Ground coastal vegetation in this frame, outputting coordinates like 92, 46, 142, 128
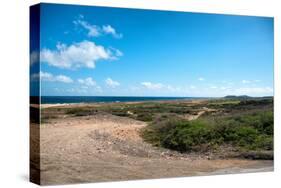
142, 111, 273, 157
41, 97, 273, 159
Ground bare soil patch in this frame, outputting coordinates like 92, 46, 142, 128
38, 112, 273, 185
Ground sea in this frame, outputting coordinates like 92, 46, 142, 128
40, 96, 205, 104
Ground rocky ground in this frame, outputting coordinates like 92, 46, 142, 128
36, 111, 273, 185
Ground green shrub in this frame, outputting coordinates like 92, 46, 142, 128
161, 120, 213, 152
141, 117, 181, 146
136, 113, 153, 122
141, 110, 273, 153
65, 108, 98, 116
234, 126, 259, 148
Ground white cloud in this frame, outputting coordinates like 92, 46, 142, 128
220, 86, 231, 90
74, 18, 122, 38
221, 81, 234, 85
110, 47, 123, 57
74, 19, 101, 37
77, 77, 103, 93
40, 41, 122, 69
39, 72, 52, 81
190, 85, 196, 89
139, 82, 183, 92
105, 78, 120, 88
242, 80, 261, 84
141, 82, 164, 90
166, 85, 174, 91
31, 71, 73, 83
166, 85, 182, 92
94, 85, 103, 93
198, 77, 205, 81
102, 25, 123, 38
210, 86, 217, 89
78, 77, 96, 86
55, 75, 73, 83
234, 87, 273, 95
242, 80, 251, 84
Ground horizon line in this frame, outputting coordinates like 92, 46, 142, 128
31, 95, 274, 98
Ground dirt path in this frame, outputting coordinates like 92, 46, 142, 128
183, 107, 217, 120
39, 113, 273, 185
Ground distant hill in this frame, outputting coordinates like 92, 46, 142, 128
223, 95, 273, 100
224, 95, 252, 99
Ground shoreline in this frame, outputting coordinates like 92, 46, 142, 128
39, 96, 213, 105
38, 95, 273, 108
40, 98, 211, 108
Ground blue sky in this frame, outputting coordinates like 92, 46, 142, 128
30, 3, 274, 97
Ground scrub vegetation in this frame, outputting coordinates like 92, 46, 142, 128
42, 97, 273, 159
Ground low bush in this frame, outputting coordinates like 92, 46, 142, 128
65, 108, 98, 116
161, 120, 214, 152
136, 113, 154, 122
141, 111, 273, 154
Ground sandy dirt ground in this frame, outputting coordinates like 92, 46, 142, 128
38, 112, 273, 185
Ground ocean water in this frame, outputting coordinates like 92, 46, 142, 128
41, 96, 203, 104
